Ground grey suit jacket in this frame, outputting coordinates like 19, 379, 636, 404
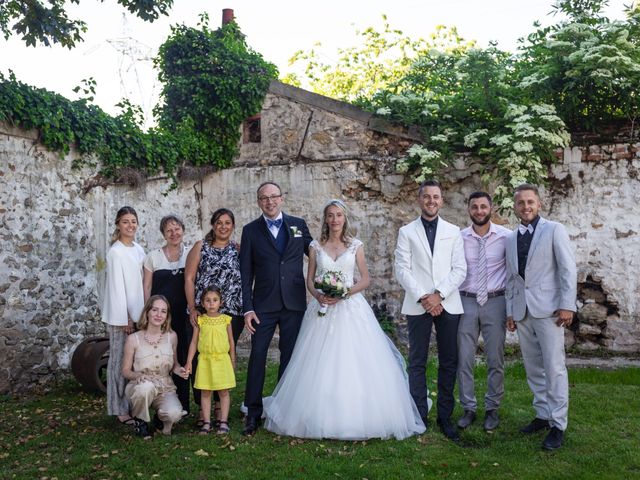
505, 217, 577, 321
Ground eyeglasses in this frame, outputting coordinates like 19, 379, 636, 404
258, 194, 282, 202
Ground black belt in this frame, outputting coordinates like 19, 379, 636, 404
460, 289, 505, 299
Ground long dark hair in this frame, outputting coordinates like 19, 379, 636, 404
204, 208, 235, 245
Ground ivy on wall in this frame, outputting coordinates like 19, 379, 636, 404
155, 18, 277, 169
0, 19, 277, 186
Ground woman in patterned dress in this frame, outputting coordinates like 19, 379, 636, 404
185, 208, 243, 426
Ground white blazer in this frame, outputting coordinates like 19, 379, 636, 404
394, 216, 467, 315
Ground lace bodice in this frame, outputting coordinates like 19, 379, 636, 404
311, 239, 363, 288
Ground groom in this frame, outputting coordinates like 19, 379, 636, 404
240, 181, 312, 436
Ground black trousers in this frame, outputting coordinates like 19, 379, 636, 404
171, 311, 195, 414
244, 308, 303, 420
407, 309, 460, 421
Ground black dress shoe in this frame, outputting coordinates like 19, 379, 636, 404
242, 417, 261, 436
133, 418, 153, 439
542, 427, 564, 450
519, 417, 550, 434
437, 418, 461, 442
457, 410, 476, 429
483, 410, 500, 431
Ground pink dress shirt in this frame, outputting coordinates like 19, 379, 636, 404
459, 222, 510, 294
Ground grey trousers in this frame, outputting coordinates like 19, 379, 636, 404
106, 325, 130, 416
457, 295, 506, 412
517, 313, 569, 430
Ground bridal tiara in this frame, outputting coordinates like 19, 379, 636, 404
324, 199, 347, 211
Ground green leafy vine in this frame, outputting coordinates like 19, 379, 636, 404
0, 19, 277, 188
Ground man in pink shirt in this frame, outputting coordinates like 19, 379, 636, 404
457, 192, 510, 431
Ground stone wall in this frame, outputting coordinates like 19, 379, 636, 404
1, 84, 639, 393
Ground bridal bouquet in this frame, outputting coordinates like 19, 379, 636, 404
314, 270, 350, 316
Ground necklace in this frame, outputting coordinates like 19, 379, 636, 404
163, 244, 182, 263
143, 332, 163, 346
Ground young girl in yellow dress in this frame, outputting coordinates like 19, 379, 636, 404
186, 286, 236, 434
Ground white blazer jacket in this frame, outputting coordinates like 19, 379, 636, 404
394, 216, 467, 315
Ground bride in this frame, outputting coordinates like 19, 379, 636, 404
263, 199, 425, 440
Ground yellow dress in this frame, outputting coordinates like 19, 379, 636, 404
194, 314, 236, 390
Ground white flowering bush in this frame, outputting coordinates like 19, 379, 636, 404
288, 1, 638, 210
371, 1, 638, 210
518, 0, 640, 131
374, 47, 571, 210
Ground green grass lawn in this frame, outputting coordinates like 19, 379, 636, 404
1, 361, 639, 480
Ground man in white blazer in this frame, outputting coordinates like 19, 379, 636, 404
395, 180, 467, 442
506, 184, 576, 451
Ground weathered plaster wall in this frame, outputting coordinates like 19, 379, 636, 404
1, 87, 639, 393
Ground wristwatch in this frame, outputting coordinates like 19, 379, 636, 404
434, 290, 445, 300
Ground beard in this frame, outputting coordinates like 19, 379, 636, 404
471, 213, 491, 226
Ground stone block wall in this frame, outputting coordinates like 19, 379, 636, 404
1, 87, 639, 393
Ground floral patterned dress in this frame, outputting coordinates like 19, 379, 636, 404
194, 241, 242, 316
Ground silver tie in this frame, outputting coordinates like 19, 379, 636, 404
477, 237, 488, 306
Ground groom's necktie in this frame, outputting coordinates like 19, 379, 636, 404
476, 236, 488, 306
267, 218, 283, 229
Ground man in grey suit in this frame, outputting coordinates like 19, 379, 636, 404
505, 184, 576, 450
457, 192, 510, 432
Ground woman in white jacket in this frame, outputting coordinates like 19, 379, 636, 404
102, 206, 145, 426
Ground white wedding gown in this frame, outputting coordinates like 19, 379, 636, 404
263, 239, 426, 440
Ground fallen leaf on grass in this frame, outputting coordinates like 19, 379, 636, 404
470, 462, 479, 467
194, 449, 209, 457
493, 463, 500, 467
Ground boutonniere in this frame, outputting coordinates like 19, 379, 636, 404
290, 226, 303, 238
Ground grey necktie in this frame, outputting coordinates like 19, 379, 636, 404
477, 237, 488, 306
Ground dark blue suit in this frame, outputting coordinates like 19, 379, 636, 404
240, 213, 312, 419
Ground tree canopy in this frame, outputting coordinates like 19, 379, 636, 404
283, 16, 474, 108
0, 0, 174, 48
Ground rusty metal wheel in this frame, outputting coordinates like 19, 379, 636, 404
71, 336, 110, 394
